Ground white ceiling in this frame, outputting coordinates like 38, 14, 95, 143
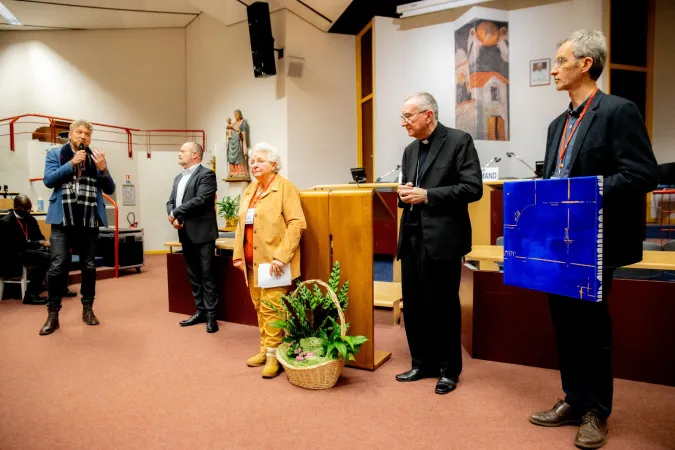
0, 0, 353, 32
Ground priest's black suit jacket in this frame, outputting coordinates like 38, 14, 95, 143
397, 123, 483, 260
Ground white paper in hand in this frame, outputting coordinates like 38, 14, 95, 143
257, 263, 292, 288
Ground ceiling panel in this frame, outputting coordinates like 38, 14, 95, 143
294, 0, 351, 21
3, 0, 197, 29
8, 0, 200, 14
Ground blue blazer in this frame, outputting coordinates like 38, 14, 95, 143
43, 147, 116, 227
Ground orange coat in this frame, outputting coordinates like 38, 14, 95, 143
233, 175, 306, 287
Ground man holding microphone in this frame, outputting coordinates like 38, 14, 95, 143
40, 120, 115, 336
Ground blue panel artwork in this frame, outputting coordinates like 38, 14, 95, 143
503, 176, 603, 302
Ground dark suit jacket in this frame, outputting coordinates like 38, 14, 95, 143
543, 90, 658, 267
0, 210, 45, 277
397, 123, 483, 260
166, 164, 218, 245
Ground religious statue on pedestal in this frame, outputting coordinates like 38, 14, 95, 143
225, 109, 250, 181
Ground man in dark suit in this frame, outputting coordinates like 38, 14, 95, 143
167, 142, 219, 333
529, 31, 658, 449
395, 92, 483, 395
0, 195, 49, 305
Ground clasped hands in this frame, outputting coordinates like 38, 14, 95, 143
232, 258, 285, 277
168, 214, 183, 230
398, 182, 427, 205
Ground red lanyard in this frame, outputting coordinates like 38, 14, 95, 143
558, 87, 598, 168
16, 217, 28, 241
251, 175, 276, 206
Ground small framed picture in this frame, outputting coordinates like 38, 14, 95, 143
122, 184, 136, 206
530, 58, 551, 86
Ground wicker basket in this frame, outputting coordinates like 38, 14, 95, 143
275, 279, 347, 390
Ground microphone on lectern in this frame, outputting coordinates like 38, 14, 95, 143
506, 152, 537, 175
483, 157, 501, 168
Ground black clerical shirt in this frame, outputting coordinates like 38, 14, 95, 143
403, 125, 438, 229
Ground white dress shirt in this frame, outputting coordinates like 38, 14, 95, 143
176, 164, 200, 207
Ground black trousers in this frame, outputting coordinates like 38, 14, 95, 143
400, 230, 463, 378
548, 268, 616, 419
20, 249, 50, 296
181, 240, 218, 316
48, 225, 98, 308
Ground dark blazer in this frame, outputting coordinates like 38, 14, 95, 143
166, 164, 218, 245
0, 211, 45, 277
397, 123, 483, 260
543, 90, 658, 267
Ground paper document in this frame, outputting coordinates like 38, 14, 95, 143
257, 263, 292, 288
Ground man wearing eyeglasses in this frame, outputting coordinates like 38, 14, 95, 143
395, 92, 483, 395
528, 31, 658, 449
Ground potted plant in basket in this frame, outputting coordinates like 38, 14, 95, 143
217, 195, 240, 229
264, 261, 368, 390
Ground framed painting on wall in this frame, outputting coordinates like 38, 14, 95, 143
530, 58, 551, 86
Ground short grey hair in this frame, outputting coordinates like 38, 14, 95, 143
70, 119, 93, 133
184, 142, 204, 160
404, 92, 439, 121
558, 30, 607, 81
249, 142, 282, 172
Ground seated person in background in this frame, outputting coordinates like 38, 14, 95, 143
0, 195, 49, 305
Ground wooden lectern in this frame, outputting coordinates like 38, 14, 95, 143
300, 184, 396, 370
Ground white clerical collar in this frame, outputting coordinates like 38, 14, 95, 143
421, 139, 429, 144
13, 210, 24, 219
182, 164, 199, 175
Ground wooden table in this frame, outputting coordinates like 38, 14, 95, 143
164, 238, 235, 252
465, 245, 675, 271
163, 239, 256, 326
459, 246, 675, 387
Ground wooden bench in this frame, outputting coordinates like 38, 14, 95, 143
374, 281, 402, 325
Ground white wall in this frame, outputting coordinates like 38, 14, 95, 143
285, 12, 356, 189
508, 0, 604, 178
186, 11, 288, 206
0, 28, 187, 251
373, 16, 456, 181
186, 10, 356, 197
653, 0, 675, 164
373, 0, 604, 179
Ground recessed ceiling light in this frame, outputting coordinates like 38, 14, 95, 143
0, 1, 22, 26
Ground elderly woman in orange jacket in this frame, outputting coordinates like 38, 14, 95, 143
232, 142, 306, 378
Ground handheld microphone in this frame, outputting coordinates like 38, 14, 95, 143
79, 143, 92, 155
506, 152, 537, 175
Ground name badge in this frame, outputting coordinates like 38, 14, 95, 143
245, 208, 255, 225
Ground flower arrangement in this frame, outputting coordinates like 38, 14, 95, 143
264, 261, 368, 369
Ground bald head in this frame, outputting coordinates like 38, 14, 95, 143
13, 194, 32, 216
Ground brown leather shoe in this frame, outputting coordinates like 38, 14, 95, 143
530, 399, 584, 427
82, 304, 100, 326
574, 411, 608, 449
39, 307, 60, 335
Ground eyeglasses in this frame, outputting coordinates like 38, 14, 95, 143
400, 110, 429, 123
553, 57, 578, 68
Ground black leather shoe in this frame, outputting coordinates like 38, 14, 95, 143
63, 288, 78, 297
435, 376, 458, 395
395, 368, 434, 382
206, 316, 219, 333
23, 293, 47, 305
180, 312, 206, 327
